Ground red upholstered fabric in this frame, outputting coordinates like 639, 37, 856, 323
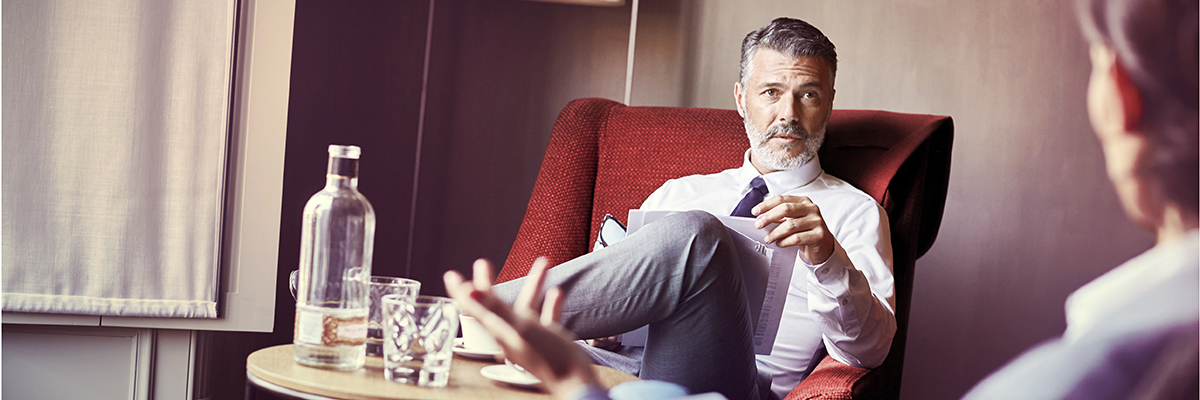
495, 99, 617, 282
591, 106, 748, 250
499, 98, 954, 399
783, 356, 871, 400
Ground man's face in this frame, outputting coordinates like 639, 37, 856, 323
735, 49, 835, 174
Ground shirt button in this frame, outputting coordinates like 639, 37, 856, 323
821, 267, 830, 274
841, 299, 849, 305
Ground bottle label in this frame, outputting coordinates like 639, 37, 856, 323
327, 157, 359, 178
295, 308, 368, 346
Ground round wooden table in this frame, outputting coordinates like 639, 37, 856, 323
246, 344, 639, 400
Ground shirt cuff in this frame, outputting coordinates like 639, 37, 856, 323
804, 240, 852, 285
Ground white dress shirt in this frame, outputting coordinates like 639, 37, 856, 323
1062, 230, 1199, 343
964, 231, 1199, 399
640, 152, 897, 399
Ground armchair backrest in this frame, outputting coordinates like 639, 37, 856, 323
499, 97, 953, 397
500, 97, 952, 278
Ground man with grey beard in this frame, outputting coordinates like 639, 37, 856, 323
487, 17, 895, 400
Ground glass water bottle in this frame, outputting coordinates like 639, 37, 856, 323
293, 144, 376, 370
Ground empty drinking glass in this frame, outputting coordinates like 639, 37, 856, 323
367, 277, 420, 357
383, 295, 459, 388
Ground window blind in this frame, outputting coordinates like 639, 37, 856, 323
2, 0, 237, 318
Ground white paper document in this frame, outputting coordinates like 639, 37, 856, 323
622, 210, 796, 355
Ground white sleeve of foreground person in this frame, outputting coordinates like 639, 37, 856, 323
567, 382, 729, 400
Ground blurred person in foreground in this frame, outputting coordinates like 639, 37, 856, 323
445, 258, 724, 399
964, 0, 1198, 398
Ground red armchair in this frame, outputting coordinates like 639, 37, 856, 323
498, 97, 953, 399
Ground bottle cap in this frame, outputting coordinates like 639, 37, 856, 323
328, 145, 362, 160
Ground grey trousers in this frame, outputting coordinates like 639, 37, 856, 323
494, 211, 766, 400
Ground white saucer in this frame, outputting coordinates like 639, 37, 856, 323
480, 364, 542, 388
452, 338, 503, 359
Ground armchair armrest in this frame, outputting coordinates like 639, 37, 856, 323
783, 355, 872, 400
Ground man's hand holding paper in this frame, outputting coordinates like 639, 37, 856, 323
751, 195, 836, 264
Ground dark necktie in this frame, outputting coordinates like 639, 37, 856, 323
731, 176, 768, 217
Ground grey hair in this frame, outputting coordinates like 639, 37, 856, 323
738, 17, 838, 87
1078, 0, 1199, 213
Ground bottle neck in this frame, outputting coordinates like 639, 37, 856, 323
326, 157, 359, 189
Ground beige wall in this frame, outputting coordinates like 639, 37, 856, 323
420, 0, 1157, 398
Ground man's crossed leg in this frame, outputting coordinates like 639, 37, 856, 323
493, 211, 767, 400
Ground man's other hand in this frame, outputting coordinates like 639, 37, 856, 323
587, 336, 622, 352
751, 195, 836, 264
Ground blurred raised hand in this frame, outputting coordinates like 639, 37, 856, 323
444, 258, 600, 399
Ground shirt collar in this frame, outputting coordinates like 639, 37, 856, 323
736, 149, 824, 195
1063, 229, 1200, 342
